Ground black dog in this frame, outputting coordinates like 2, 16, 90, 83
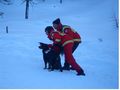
38, 42, 62, 72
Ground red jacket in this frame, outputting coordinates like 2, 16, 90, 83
48, 31, 74, 47
61, 25, 81, 42
56, 24, 81, 43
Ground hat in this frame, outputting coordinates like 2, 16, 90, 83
52, 18, 61, 24
45, 26, 54, 34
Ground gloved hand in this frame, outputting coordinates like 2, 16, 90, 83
79, 41, 82, 43
51, 44, 63, 54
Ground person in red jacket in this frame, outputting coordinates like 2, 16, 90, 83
45, 26, 85, 76
52, 18, 81, 70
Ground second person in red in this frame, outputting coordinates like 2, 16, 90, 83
52, 18, 81, 70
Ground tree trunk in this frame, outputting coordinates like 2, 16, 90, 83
25, 0, 29, 19
60, 0, 62, 4
6, 26, 8, 33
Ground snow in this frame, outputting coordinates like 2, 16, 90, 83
0, 0, 118, 89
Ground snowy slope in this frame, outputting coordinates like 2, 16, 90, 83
0, 0, 118, 89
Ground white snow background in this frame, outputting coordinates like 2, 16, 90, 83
0, 0, 118, 89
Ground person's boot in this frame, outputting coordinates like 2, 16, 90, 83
60, 68, 63, 72
70, 67, 75, 70
62, 62, 70, 70
76, 69, 85, 76
62, 66, 70, 70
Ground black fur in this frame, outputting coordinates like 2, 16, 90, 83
38, 42, 62, 72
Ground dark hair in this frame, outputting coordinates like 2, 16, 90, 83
45, 26, 54, 34
52, 18, 61, 24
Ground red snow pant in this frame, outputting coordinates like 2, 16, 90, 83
63, 43, 82, 73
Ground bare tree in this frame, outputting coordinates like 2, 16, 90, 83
60, 0, 62, 4
0, 0, 12, 18
114, 15, 118, 28
0, 0, 12, 5
23, 0, 41, 19
25, 0, 29, 19
0, 12, 4, 18
112, 12, 119, 29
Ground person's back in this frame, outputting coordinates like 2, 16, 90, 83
62, 25, 81, 42
53, 31, 74, 47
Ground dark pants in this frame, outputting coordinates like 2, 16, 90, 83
63, 42, 80, 69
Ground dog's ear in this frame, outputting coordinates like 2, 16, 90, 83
38, 42, 49, 50
40, 43, 47, 46
40, 42, 43, 45
38, 45, 42, 49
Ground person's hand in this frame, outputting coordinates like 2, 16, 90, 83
80, 41, 82, 43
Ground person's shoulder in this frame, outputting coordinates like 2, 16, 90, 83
63, 25, 71, 29
63, 25, 70, 27
52, 31, 60, 35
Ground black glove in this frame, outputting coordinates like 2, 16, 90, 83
79, 41, 82, 43
52, 43, 64, 55
53, 43, 61, 48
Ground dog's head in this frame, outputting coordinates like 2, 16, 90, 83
38, 42, 49, 51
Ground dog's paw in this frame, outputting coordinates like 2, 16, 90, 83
60, 68, 63, 72
44, 67, 47, 69
60, 69, 63, 72
48, 68, 54, 72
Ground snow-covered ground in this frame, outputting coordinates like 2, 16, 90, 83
0, 0, 118, 89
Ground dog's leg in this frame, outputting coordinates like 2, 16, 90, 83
44, 61, 47, 69
43, 50, 48, 69
57, 56, 63, 72
48, 58, 55, 71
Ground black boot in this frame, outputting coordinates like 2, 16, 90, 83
62, 62, 70, 70
77, 69, 85, 76
60, 68, 63, 72
62, 66, 70, 70
70, 67, 75, 70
